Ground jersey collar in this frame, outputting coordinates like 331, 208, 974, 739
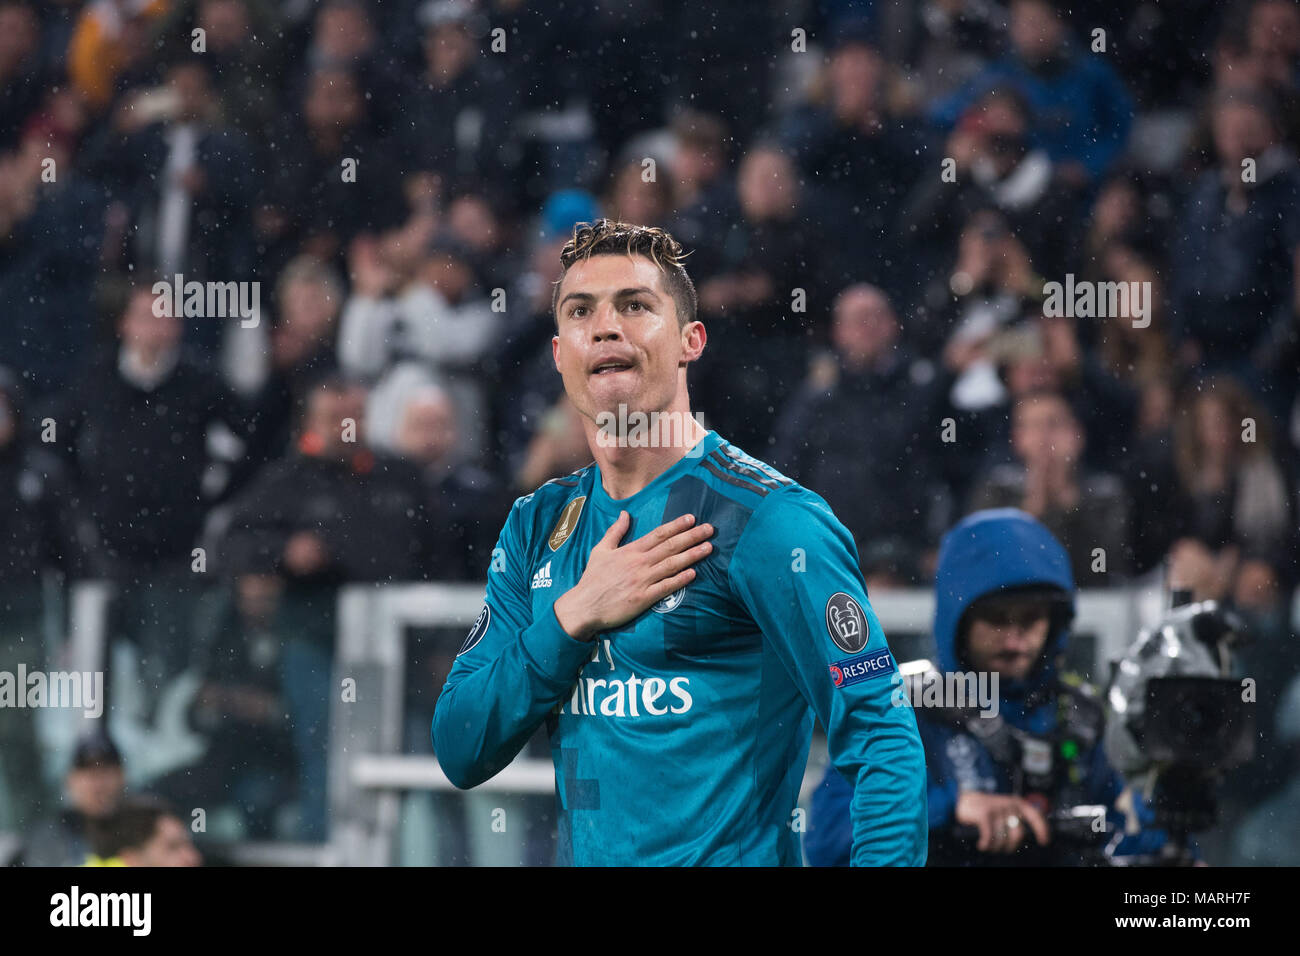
589, 429, 724, 511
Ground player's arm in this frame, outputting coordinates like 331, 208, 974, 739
432, 497, 592, 789
432, 504, 713, 789
730, 486, 928, 866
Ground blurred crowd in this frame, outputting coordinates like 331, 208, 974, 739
2, 0, 1299, 858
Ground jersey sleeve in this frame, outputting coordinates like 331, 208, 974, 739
432, 496, 594, 789
729, 485, 928, 866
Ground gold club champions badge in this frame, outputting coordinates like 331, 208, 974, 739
548, 496, 587, 551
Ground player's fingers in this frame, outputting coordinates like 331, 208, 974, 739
650, 540, 713, 580
647, 567, 696, 604
646, 522, 714, 563
635, 513, 696, 550
594, 511, 631, 551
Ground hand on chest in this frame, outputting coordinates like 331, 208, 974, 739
533, 495, 758, 670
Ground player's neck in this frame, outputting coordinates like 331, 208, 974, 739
585, 409, 708, 501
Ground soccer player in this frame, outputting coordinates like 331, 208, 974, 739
432, 219, 926, 865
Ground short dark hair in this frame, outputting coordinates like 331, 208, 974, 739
71, 733, 122, 770
297, 374, 365, 425
88, 796, 176, 859
552, 219, 698, 328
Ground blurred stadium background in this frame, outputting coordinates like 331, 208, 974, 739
1, 0, 1299, 865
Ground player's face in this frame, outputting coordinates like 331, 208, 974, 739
552, 254, 700, 423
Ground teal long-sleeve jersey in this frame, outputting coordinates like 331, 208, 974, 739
432, 430, 927, 865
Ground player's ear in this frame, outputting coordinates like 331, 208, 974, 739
680, 320, 706, 364
552, 334, 561, 371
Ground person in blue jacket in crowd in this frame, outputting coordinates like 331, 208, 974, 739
805, 508, 1169, 866
927, 0, 1133, 185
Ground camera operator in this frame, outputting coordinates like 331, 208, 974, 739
806, 508, 1169, 866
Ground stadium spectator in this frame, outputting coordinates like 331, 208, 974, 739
680, 144, 843, 450
153, 581, 295, 840
1165, 377, 1295, 588
1185, 14, 1288, 171
901, 85, 1085, 281
47, 286, 253, 574
513, 396, 593, 494
155, 0, 283, 136
242, 255, 344, 468
1085, 241, 1172, 388
481, 0, 602, 211
1075, 173, 1160, 280
0, 0, 49, 150
1119, 379, 1188, 576
0, 118, 104, 397
87, 54, 257, 358
967, 390, 1131, 585
1169, 87, 1300, 404
778, 26, 927, 296
300, 0, 405, 137
772, 284, 941, 577
602, 155, 675, 230
443, 181, 519, 297
400, 0, 517, 185
254, 64, 405, 270
67, 0, 170, 113
220, 377, 435, 838
886, 0, 1006, 104
922, 208, 1043, 376
1033, 303, 1139, 470
669, 0, 776, 148
1245, 0, 1300, 151
0, 365, 106, 593
582, 0, 671, 155
338, 229, 500, 463
221, 376, 436, 586
41, 287, 256, 704
929, 0, 1134, 184
667, 110, 730, 213
19, 735, 126, 866
393, 385, 508, 580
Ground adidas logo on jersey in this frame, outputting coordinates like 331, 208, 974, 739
531, 561, 553, 590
